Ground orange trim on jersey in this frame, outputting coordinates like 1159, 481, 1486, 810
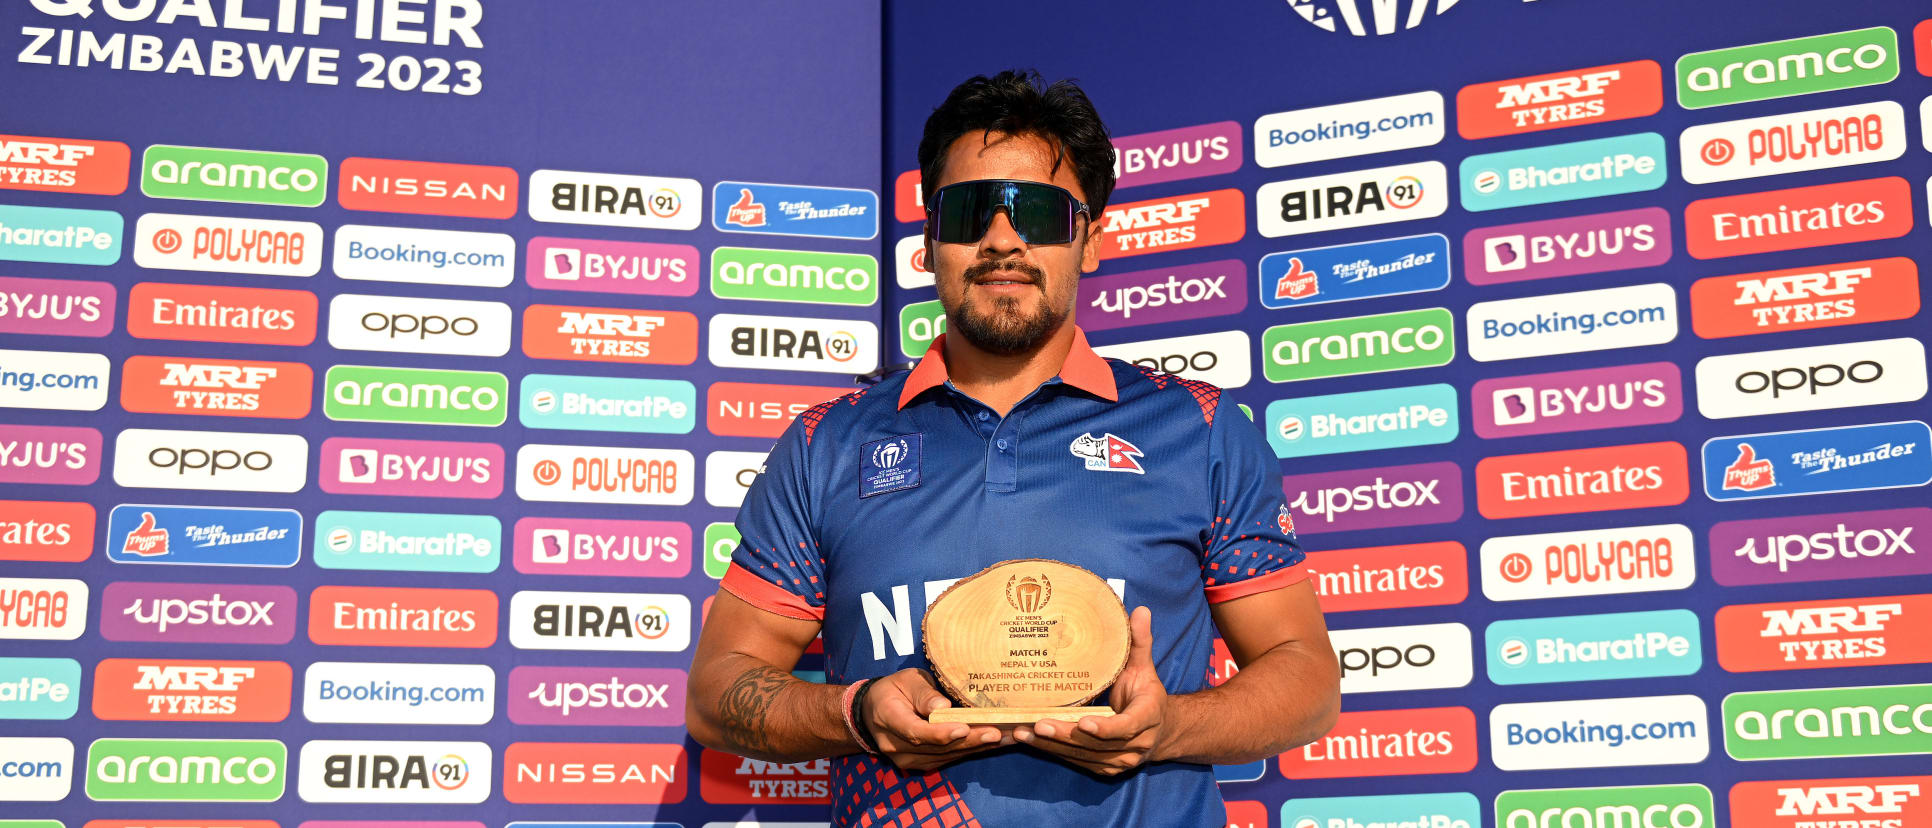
897, 329, 1119, 409
721, 563, 824, 621
1204, 565, 1308, 604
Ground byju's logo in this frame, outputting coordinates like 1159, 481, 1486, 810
1677, 26, 1900, 109
309, 585, 498, 649
0, 274, 114, 338
1265, 383, 1458, 459
1258, 161, 1447, 238
529, 169, 701, 230
1716, 593, 1932, 673
0, 424, 100, 486
507, 665, 685, 727
514, 516, 689, 579
1330, 622, 1473, 694
0, 204, 122, 266
1463, 207, 1671, 286
711, 182, 878, 240
1487, 609, 1701, 685
1704, 421, 1932, 501
522, 374, 695, 434
1460, 132, 1666, 212
313, 510, 500, 575
1480, 523, 1696, 602
509, 590, 691, 652
1690, 257, 1920, 339
1695, 338, 1926, 419
1458, 60, 1664, 139
1259, 233, 1450, 309
319, 437, 503, 499
296, 739, 491, 803
1680, 100, 1905, 185
1709, 507, 1932, 587
1282, 461, 1463, 534
1079, 259, 1247, 331
1285, 793, 1481, 828
105, 504, 301, 567
527, 236, 698, 296
1114, 120, 1242, 187
1467, 283, 1677, 362
303, 661, 495, 725
1491, 694, 1709, 770
101, 581, 295, 645
141, 144, 327, 207
1262, 307, 1454, 383
1473, 362, 1682, 439
1281, 0, 1463, 37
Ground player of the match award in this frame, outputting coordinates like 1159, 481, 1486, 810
923, 559, 1131, 725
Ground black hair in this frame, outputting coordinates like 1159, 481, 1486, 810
917, 69, 1117, 219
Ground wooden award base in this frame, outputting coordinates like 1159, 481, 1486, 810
930, 705, 1115, 726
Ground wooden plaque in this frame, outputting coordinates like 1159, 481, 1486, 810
923, 559, 1130, 725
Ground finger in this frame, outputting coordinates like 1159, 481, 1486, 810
874, 697, 970, 747
1015, 729, 1145, 768
913, 682, 953, 717
1128, 605, 1153, 666
1080, 694, 1160, 741
1032, 717, 1150, 751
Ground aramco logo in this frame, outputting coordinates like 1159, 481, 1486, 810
1285, 0, 1462, 36
1006, 573, 1054, 614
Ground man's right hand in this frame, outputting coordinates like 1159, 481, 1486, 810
860, 668, 1009, 772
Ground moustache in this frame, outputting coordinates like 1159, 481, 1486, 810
963, 259, 1047, 284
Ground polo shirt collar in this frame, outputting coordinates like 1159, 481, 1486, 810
897, 327, 1118, 409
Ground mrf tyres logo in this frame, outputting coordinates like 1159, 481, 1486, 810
522, 304, 700, 366
509, 590, 690, 653
1258, 160, 1447, 238
1262, 307, 1454, 383
1677, 26, 1900, 109
1282, 460, 1462, 534
1710, 507, 1932, 587
91, 657, 292, 722
1098, 188, 1245, 259
1730, 774, 1932, 828
1716, 593, 1932, 673
1458, 60, 1664, 139
1725, 683, 1932, 760
0, 133, 129, 195
1690, 256, 1919, 339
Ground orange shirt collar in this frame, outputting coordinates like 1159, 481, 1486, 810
897, 328, 1118, 409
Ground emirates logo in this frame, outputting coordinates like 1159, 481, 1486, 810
1005, 573, 1053, 614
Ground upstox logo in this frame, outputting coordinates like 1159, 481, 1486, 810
86, 737, 285, 801
710, 247, 879, 306
1460, 132, 1666, 212
1488, 609, 1701, 685
1495, 784, 1714, 828
1264, 384, 1458, 458
141, 145, 327, 207
324, 365, 508, 427
1262, 307, 1455, 383
1725, 683, 1932, 760
1677, 27, 1899, 109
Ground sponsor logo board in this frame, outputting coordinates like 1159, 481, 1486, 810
334, 224, 514, 287
105, 504, 300, 567
522, 374, 695, 434
120, 356, 312, 419
1258, 161, 1447, 238
1690, 256, 1919, 338
1093, 329, 1251, 389
1254, 91, 1445, 167
308, 585, 498, 649
112, 429, 304, 493
1473, 361, 1681, 439
1696, 338, 1926, 419
1463, 207, 1671, 285
1458, 60, 1663, 139
86, 738, 285, 801
0, 348, 108, 411
91, 658, 291, 722
711, 182, 877, 240
894, 168, 923, 222
1467, 283, 1677, 362
710, 247, 878, 306
528, 236, 699, 296
0, 275, 114, 337
502, 742, 684, 804
1283, 793, 1481, 828
507, 665, 685, 727
1263, 307, 1456, 383
515, 445, 693, 506
337, 157, 517, 219
313, 511, 500, 574
129, 282, 316, 346
698, 750, 827, 804
509, 590, 690, 652
1279, 707, 1477, 779
329, 294, 510, 357
1304, 542, 1467, 613
0, 424, 100, 486
1703, 420, 1932, 501
1729, 774, 1932, 828
0, 133, 129, 195
142, 145, 326, 207
513, 517, 689, 579
524, 303, 700, 366
707, 313, 878, 374
1079, 259, 1246, 331
1716, 593, 1932, 673
1282, 461, 1463, 534
134, 212, 319, 277
324, 365, 509, 427
894, 234, 931, 290
296, 740, 490, 803
1481, 523, 1696, 601
705, 450, 767, 508
1114, 120, 1242, 187
100, 581, 295, 644
1725, 683, 1932, 760
0, 204, 121, 266
0, 736, 73, 801
703, 523, 739, 580
706, 382, 842, 439
1681, 100, 1905, 184
1477, 441, 1689, 519
1264, 383, 1458, 458
528, 169, 701, 230
1495, 785, 1713, 828
1100, 188, 1245, 258
1492, 694, 1709, 770
1330, 622, 1473, 694
1488, 609, 1701, 685
0, 657, 80, 720
303, 662, 494, 725
1684, 176, 1913, 259
1710, 507, 1932, 586
0, 500, 92, 563
1259, 233, 1450, 309
318, 436, 503, 499
1677, 26, 1900, 109
0, 578, 87, 640
898, 298, 944, 359
1460, 133, 1666, 212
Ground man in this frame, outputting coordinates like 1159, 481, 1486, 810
688, 70, 1339, 826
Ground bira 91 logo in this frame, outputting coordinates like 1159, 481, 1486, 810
1487, 609, 1701, 686
1262, 307, 1456, 383
526, 236, 699, 296
1460, 132, 1666, 212
1285, 792, 1482, 828
90, 657, 291, 722
707, 313, 880, 374
297, 740, 491, 804
105, 504, 302, 567
329, 293, 511, 357
1329, 622, 1473, 695
1677, 26, 1900, 109
1259, 233, 1450, 310
1710, 507, 1932, 587
0, 204, 121, 266
120, 356, 312, 419
699, 749, 827, 804
528, 169, 701, 230
1463, 207, 1672, 286
509, 590, 690, 653
1078, 259, 1247, 331
0, 133, 129, 195
1695, 338, 1927, 419
513, 517, 688, 578
1099, 188, 1245, 258
112, 429, 307, 493
1480, 523, 1696, 602
324, 365, 509, 428
127, 282, 317, 346
338, 157, 518, 219
1703, 420, 1932, 501
1278, 706, 1476, 779
87, 737, 286, 802
1724, 683, 1932, 761
335, 224, 516, 288
1684, 176, 1913, 259
0, 275, 114, 337
710, 247, 880, 306
711, 181, 878, 240
515, 445, 693, 506
1478, 441, 1688, 520
303, 661, 495, 726
308, 585, 498, 649
1458, 60, 1663, 139
523, 374, 695, 435
1730, 774, 1932, 828
0, 500, 93, 562
1281, 460, 1463, 534
133, 212, 320, 278
1680, 100, 1905, 185
523, 303, 700, 366
1258, 161, 1447, 238
1495, 784, 1714, 828
1473, 362, 1682, 440
141, 144, 327, 207
313, 510, 500, 575
1264, 383, 1458, 459
319, 437, 502, 499
502, 742, 684, 804
1253, 91, 1445, 168
1115, 120, 1243, 187
100, 581, 295, 645
0, 423, 99, 486
1491, 694, 1709, 771
705, 381, 843, 439
507, 665, 685, 727
1303, 541, 1468, 613
1716, 593, 1932, 673
0, 577, 87, 640
0, 656, 80, 720
1690, 256, 1919, 339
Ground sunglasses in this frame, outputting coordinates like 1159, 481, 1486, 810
928, 179, 1092, 245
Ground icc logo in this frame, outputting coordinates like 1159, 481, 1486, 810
1285, 0, 1462, 36
1006, 573, 1054, 614
872, 438, 908, 469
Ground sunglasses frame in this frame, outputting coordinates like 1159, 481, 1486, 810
926, 178, 1093, 245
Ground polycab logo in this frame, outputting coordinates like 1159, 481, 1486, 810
1078, 259, 1247, 332
503, 742, 685, 804
710, 181, 878, 240
528, 236, 699, 296
1722, 682, 1932, 760
1330, 622, 1473, 694
895, 234, 932, 289
1677, 26, 1900, 109
91, 658, 292, 722
1467, 283, 1677, 362
706, 381, 843, 439
100, 581, 295, 645
86, 737, 286, 802
1262, 307, 1455, 383
1680, 100, 1905, 184
1282, 461, 1463, 534
127, 282, 316, 346
699, 749, 828, 804
308, 585, 498, 649
312, 510, 500, 575
0, 736, 73, 801
1491, 694, 1710, 770
142, 144, 327, 207
111, 429, 306, 493
338, 157, 518, 219
509, 590, 691, 653
1486, 609, 1701, 685
302, 661, 495, 725
1279, 706, 1477, 779
0, 656, 80, 720
0, 424, 99, 486
528, 169, 702, 230
0, 204, 122, 266
319, 437, 503, 500
1304, 542, 1467, 613
133, 213, 320, 277
523, 303, 700, 366
0, 275, 115, 337
711, 247, 880, 306
297, 739, 491, 803
1703, 421, 1932, 502
0, 500, 93, 563
1716, 593, 1932, 673
1460, 133, 1666, 212
1463, 207, 1671, 286
104, 504, 302, 568
1479, 523, 1696, 602
1258, 161, 1447, 238
705, 450, 767, 508
1690, 256, 1919, 339
1284, 793, 1481, 828
335, 224, 516, 288
1099, 188, 1245, 259
0, 133, 129, 195
1685, 176, 1913, 259
1254, 91, 1445, 167
1264, 383, 1459, 459
1458, 60, 1663, 139
1473, 362, 1682, 439
522, 374, 697, 435
1496, 784, 1714, 828
1730, 774, 1932, 828
513, 517, 689, 579
708, 313, 880, 374
120, 356, 313, 419
1092, 329, 1252, 389
0, 347, 109, 411
328, 294, 511, 357
1477, 441, 1688, 520
507, 665, 685, 727
0, 577, 88, 640
1114, 120, 1242, 187
515, 445, 694, 506
1259, 233, 1451, 310
1696, 338, 1927, 419
1710, 507, 1932, 587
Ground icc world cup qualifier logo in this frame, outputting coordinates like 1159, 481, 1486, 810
1285, 0, 1462, 36
872, 438, 908, 469
1005, 573, 1053, 614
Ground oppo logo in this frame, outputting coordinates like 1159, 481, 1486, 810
1735, 360, 1882, 397
113, 429, 307, 493
1135, 350, 1217, 374
146, 446, 273, 475
362, 312, 478, 339
1697, 339, 1926, 419
1329, 622, 1473, 694
329, 295, 510, 357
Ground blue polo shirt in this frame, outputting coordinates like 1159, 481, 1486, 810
723, 329, 1306, 828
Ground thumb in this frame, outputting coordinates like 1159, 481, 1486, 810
733, 188, 755, 208
914, 676, 952, 715
136, 512, 156, 532
1129, 606, 1154, 666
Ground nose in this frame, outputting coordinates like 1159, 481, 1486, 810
978, 209, 1027, 259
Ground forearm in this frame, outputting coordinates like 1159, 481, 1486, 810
1151, 640, 1340, 766
687, 651, 860, 763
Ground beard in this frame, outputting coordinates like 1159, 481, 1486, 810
948, 259, 1067, 355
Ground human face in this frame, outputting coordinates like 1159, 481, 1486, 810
925, 131, 1103, 355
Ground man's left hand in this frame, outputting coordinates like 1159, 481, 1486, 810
1013, 605, 1168, 776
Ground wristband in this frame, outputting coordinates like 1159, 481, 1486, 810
841, 679, 881, 755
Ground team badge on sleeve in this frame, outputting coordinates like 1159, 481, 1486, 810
1278, 503, 1295, 534
1070, 432, 1145, 474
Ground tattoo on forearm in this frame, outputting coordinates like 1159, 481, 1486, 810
718, 664, 793, 755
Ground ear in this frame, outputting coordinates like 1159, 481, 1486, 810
1079, 213, 1104, 273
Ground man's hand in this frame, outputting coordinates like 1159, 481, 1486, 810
861, 668, 1008, 772
1013, 606, 1169, 776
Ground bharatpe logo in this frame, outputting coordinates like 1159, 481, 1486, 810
520, 374, 695, 434
1282, 0, 1463, 37
710, 246, 879, 306
1704, 420, 1932, 502
508, 590, 691, 653
1494, 784, 1714, 828
1254, 91, 1445, 168
1694, 338, 1927, 420
507, 665, 684, 727
303, 662, 495, 726
1709, 507, 1932, 587
1264, 383, 1457, 459
141, 145, 327, 207
1479, 523, 1696, 602
1679, 100, 1906, 185
1283, 460, 1462, 534
105, 504, 300, 567
898, 298, 946, 359
1459, 132, 1666, 212
1463, 208, 1672, 286
1285, 792, 1481, 828
1724, 683, 1932, 760
1472, 362, 1683, 439
0, 657, 80, 720
1486, 609, 1701, 685
1677, 26, 1900, 109
0, 203, 122, 266
1258, 160, 1447, 238
313, 510, 500, 575
85, 737, 286, 802
1113, 121, 1242, 188
1259, 233, 1450, 309
1467, 283, 1677, 362
1079, 259, 1247, 331
1715, 593, 1932, 673
324, 365, 509, 427
711, 181, 878, 240
1262, 307, 1455, 383
1490, 694, 1709, 770
100, 581, 294, 645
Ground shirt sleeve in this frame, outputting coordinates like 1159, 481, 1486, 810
1200, 394, 1307, 604
720, 415, 828, 622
